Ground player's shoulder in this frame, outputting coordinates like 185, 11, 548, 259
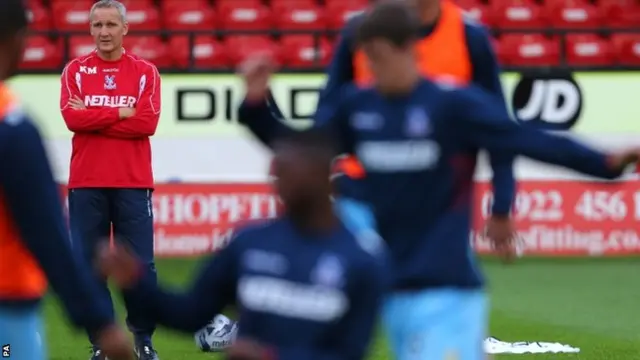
339, 224, 387, 266
62, 53, 97, 72
229, 218, 285, 246
461, 16, 494, 49
123, 52, 160, 73
339, 12, 366, 45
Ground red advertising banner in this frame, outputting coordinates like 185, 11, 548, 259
62, 180, 640, 257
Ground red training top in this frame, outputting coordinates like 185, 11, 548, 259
60, 50, 161, 189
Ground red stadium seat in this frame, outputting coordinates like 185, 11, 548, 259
565, 34, 614, 66
28, 2, 52, 31
125, 2, 161, 31
274, 4, 326, 31
326, 3, 367, 30
225, 36, 280, 65
162, 2, 216, 30
281, 35, 333, 67
169, 36, 231, 68
492, 0, 547, 29
125, 36, 171, 68
545, 0, 601, 29
498, 34, 560, 66
325, 0, 368, 7
271, 0, 317, 10
52, 1, 92, 31
218, 2, 272, 30
601, 0, 640, 27
611, 33, 640, 65
456, 0, 494, 26
21, 36, 62, 70
68, 36, 96, 58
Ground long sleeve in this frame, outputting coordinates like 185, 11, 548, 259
125, 239, 239, 333
453, 87, 621, 179
0, 115, 113, 335
100, 64, 161, 139
59, 61, 120, 132
466, 23, 515, 215
274, 258, 386, 360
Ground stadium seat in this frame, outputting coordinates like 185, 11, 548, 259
492, 0, 547, 29
162, 2, 216, 31
125, 36, 171, 68
21, 36, 62, 70
565, 34, 614, 66
28, 2, 52, 31
68, 36, 96, 58
169, 36, 231, 68
545, 0, 601, 29
124, 2, 161, 31
498, 34, 560, 66
611, 33, 640, 65
281, 35, 333, 67
225, 36, 281, 65
52, 1, 92, 32
218, 1, 272, 30
601, 0, 640, 27
274, 4, 326, 31
271, 0, 317, 10
326, 3, 367, 30
456, 0, 494, 26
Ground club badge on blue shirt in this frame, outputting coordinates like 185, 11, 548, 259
104, 75, 116, 90
405, 107, 430, 137
310, 254, 344, 288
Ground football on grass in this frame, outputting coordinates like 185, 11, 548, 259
194, 314, 238, 352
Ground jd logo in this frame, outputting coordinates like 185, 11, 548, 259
511, 74, 583, 130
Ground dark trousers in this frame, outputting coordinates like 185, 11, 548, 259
68, 188, 157, 346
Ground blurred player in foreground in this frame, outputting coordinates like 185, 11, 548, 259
99, 128, 388, 360
59, 1, 161, 358
0, 1, 133, 359
262, 0, 518, 260
238, 2, 638, 359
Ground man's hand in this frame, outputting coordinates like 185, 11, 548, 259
486, 215, 517, 263
238, 53, 275, 103
94, 324, 134, 360
97, 242, 142, 289
118, 108, 135, 119
607, 149, 640, 173
68, 96, 86, 110
226, 338, 271, 360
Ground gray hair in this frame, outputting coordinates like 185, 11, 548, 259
90, 0, 127, 22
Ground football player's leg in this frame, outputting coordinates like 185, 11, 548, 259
111, 189, 157, 354
0, 306, 47, 360
382, 289, 487, 360
68, 188, 114, 348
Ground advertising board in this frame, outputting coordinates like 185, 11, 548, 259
13, 72, 640, 257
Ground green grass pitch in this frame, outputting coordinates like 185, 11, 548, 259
42, 257, 640, 359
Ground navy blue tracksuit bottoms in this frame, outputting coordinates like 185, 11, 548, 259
68, 188, 156, 345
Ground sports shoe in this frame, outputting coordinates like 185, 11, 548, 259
89, 347, 106, 360
135, 344, 159, 360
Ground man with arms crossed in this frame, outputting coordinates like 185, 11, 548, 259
59, 1, 160, 359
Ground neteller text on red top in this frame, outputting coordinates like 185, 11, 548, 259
60, 50, 160, 189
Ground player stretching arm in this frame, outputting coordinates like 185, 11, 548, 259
248, 0, 518, 259
100, 129, 388, 360
238, 3, 635, 360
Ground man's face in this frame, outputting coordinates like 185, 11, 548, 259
90, 7, 128, 54
362, 39, 415, 90
272, 144, 329, 210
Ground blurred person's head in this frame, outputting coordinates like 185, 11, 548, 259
271, 128, 337, 226
382, 0, 441, 22
356, 1, 421, 94
90, 0, 129, 60
0, 0, 28, 81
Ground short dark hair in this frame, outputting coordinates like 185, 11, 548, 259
355, 1, 421, 48
0, 0, 28, 40
274, 127, 338, 164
